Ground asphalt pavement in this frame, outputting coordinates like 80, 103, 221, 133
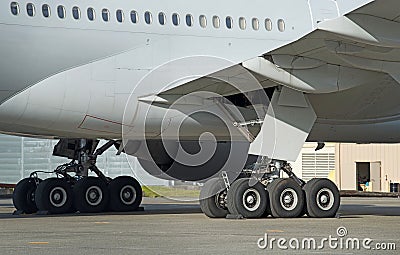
0, 197, 399, 255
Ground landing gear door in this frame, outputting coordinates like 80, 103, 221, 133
248, 87, 316, 162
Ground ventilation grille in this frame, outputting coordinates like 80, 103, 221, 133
301, 153, 335, 182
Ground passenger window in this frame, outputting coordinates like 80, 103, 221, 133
199, 15, 207, 28
10, 2, 19, 16
57, 5, 66, 19
42, 4, 50, 18
239, 17, 246, 30
26, 3, 35, 17
265, 18, 272, 31
278, 19, 285, 32
212, 16, 220, 28
72, 6, 81, 20
144, 11, 152, 24
158, 12, 166, 25
252, 18, 259, 30
226, 16, 233, 29
130, 10, 138, 24
186, 14, 193, 27
102, 9, 110, 22
87, 8, 95, 21
172, 13, 180, 26
116, 10, 124, 23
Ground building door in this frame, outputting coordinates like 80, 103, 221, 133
356, 162, 382, 192
370, 162, 381, 192
356, 162, 370, 191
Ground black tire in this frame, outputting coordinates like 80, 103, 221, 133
303, 178, 340, 218
298, 190, 308, 217
227, 178, 268, 218
261, 183, 272, 218
35, 178, 73, 214
73, 177, 109, 213
108, 176, 142, 212
267, 178, 305, 218
13, 178, 42, 214
199, 178, 228, 218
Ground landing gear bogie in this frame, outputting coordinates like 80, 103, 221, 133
199, 158, 341, 219
12, 139, 144, 215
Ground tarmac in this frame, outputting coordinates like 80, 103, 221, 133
0, 197, 399, 255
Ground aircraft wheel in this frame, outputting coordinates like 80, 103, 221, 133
227, 178, 268, 218
73, 177, 109, 213
108, 176, 142, 212
303, 178, 340, 218
199, 178, 228, 218
35, 178, 73, 214
267, 178, 305, 218
13, 178, 42, 214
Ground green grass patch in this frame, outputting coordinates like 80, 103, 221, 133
142, 186, 200, 198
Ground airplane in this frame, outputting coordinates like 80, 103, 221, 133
0, 0, 399, 219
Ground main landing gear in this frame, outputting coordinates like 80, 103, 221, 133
12, 139, 143, 215
200, 158, 340, 219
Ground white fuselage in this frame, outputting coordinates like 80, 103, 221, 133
3, 0, 395, 143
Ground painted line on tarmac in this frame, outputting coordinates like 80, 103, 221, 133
94, 221, 111, 224
265, 229, 284, 233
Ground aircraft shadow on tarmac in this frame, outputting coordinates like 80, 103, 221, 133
0, 201, 399, 219
0, 202, 203, 219
338, 204, 400, 217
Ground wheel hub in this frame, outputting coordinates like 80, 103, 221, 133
242, 188, 261, 212
89, 192, 97, 200
86, 186, 103, 206
283, 195, 292, 204
49, 187, 67, 208
120, 185, 136, 205
279, 188, 298, 211
214, 190, 227, 210
246, 195, 255, 204
123, 191, 131, 199
54, 193, 61, 201
316, 188, 334, 211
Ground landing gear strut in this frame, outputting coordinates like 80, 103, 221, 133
12, 139, 143, 214
199, 157, 340, 219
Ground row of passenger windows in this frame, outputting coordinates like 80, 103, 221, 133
10, 2, 286, 32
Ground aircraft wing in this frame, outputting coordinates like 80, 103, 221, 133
245, 0, 400, 93
152, 0, 400, 161
158, 0, 400, 99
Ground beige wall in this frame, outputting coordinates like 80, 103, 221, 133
335, 143, 400, 192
